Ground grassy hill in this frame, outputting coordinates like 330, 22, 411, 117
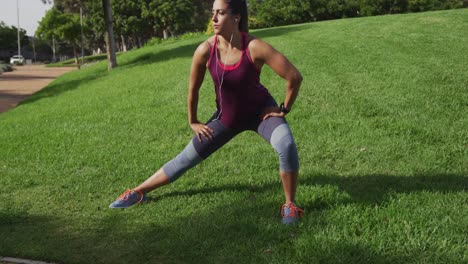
1, 9, 467, 264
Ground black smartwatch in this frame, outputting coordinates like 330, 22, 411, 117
280, 103, 290, 114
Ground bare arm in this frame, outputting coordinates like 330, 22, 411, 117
249, 38, 303, 118
188, 41, 214, 141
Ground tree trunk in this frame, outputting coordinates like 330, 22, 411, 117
120, 35, 127, 52
131, 34, 137, 48
52, 36, 56, 62
137, 36, 142, 48
73, 44, 78, 65
102, 0, 117, 70
163, 28, 169, 40
32, 37, 36, 63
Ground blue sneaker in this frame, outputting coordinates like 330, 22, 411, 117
281, 202, 304, 224
109, 189, 147, 208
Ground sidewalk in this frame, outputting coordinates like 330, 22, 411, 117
0, 64, 76, 113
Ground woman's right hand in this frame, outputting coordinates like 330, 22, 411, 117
190, 122, 215, 142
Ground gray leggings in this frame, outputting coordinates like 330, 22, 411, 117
162, 115, 299, 182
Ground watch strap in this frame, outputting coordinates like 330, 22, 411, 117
280, 103, 290, 114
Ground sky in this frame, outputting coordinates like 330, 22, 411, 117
0, 0, 54, 36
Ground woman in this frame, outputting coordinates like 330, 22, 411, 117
109, 0, 304, 224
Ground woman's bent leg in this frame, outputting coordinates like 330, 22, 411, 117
257, 116, 303, 223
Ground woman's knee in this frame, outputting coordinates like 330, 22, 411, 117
163, 140, 203, 182
270, 124, 299, 171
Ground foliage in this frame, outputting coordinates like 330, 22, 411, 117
406, 0, 462, 11
0, 62, 13, 73
36, 7, 81, 44
37, 0, 467, 51
46, 0, 86, 13
84, 0, 106, 50
144, 0, 194, 36
112, 0, 145, 37
36, 7, 85, 63
205, 19, 214, 35
0, 21, 29, 50
250, 0, 313, 28
248, 0, 466, 28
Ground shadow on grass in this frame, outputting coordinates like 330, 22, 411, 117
305, 173, 468, 205
1, 173, 465, 263
16, 70, 107, 107
153, 173, 467, 207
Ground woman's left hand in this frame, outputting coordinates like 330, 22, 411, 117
260, 106, 285, 120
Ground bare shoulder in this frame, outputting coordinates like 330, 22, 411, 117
205, 35, 216, 47
193, 37, 213, 62
248, 35, 273, 48
246, 35, 276, 61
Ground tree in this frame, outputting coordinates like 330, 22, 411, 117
84, 0, 107, 53
255, 0, 313, 27
36, 7, 82, 64
60, 13, 82, 64
191, 0, 214, 32
0, 21, 29, 51
144, 0, 194, 39
103, 0, 117, 70
36, 8, 62, 62
43, 0, 83, 13
76, 0, 117, 68
112, 0, 148, 50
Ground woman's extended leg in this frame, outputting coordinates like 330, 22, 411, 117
109, 119, 238, 208
134, 168, 171, 193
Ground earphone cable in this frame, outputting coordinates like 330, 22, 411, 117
215, 33, 234, 120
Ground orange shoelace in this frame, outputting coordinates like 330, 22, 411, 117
118, 189, 144, 203
281, 203, 304, 218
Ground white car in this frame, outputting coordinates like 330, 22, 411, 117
10, 55, 25, 64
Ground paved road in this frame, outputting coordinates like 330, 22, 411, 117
0, 64, 77, 113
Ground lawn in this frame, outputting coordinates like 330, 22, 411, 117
0, 9, 467, 264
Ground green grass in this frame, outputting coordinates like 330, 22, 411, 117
1, 9, 467, 264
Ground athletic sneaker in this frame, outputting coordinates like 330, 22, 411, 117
281, 202, 304, 224
109, 189, 147, 208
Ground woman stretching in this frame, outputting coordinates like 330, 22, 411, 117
109, 0, 304, 224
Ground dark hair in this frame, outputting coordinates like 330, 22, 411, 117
225, 0, 249, 33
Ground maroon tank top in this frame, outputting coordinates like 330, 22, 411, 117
208, 32, 272, 129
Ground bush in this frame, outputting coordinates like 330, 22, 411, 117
408, 0, 437, 12
256, 0, 313, 27
0, 63, 13, 74
205, 19, 214, 35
